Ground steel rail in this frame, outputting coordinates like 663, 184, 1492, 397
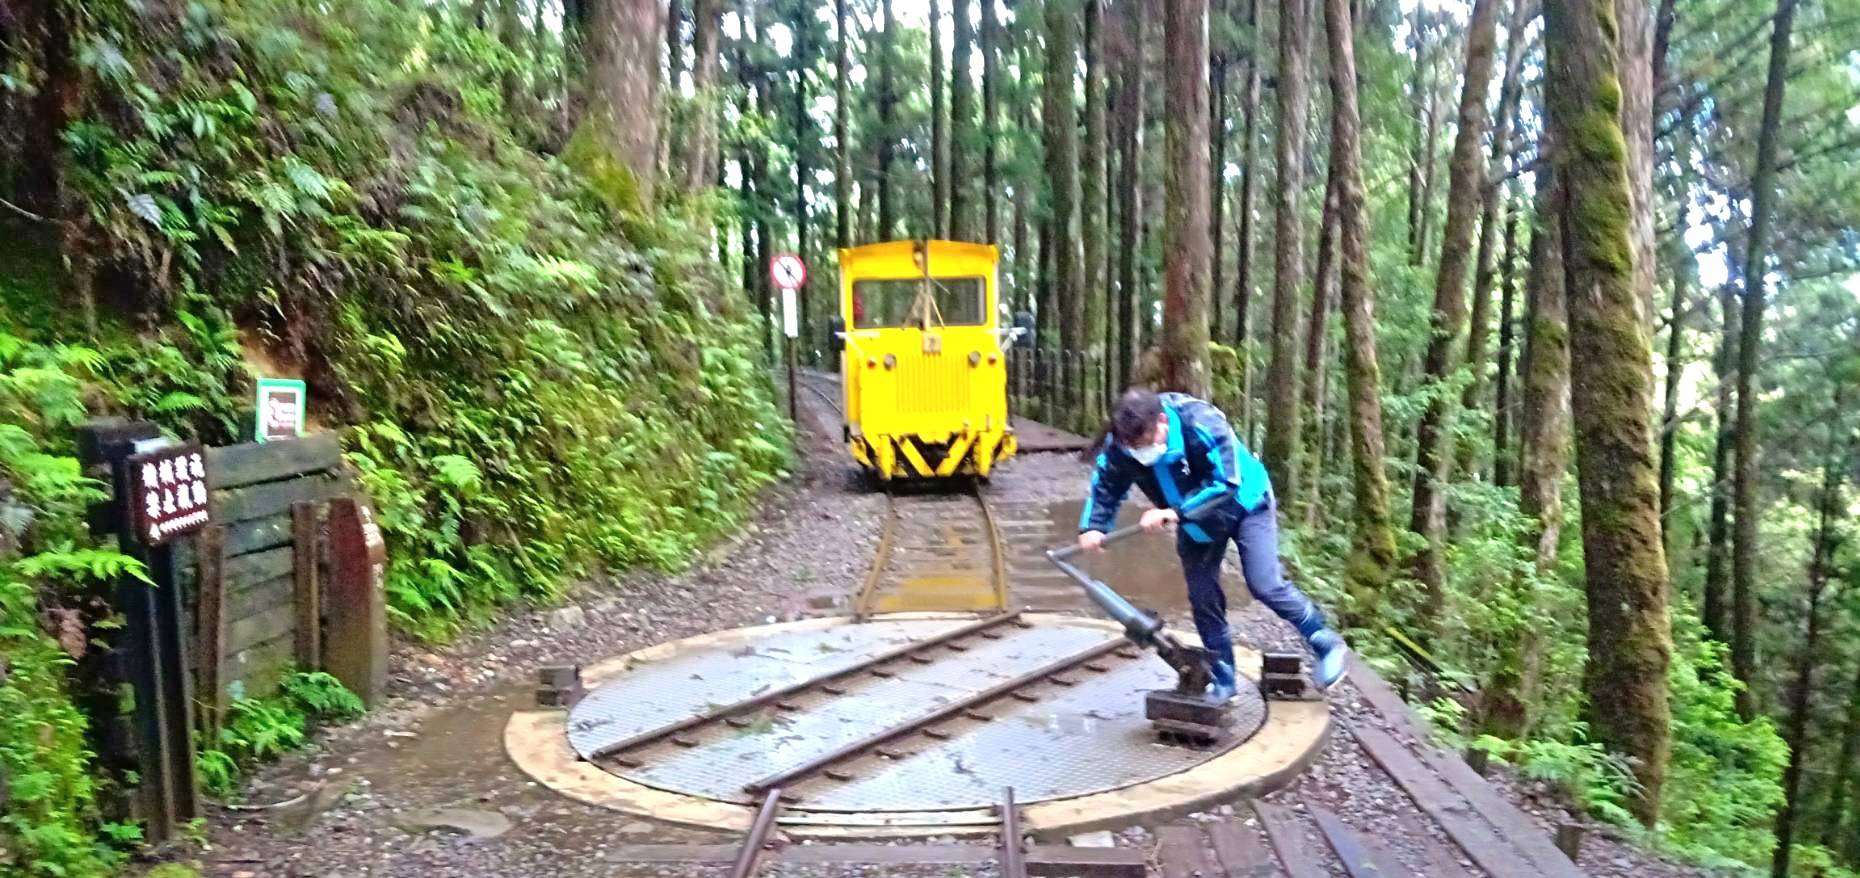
589, 611, 1025, 761
851, 488, 900, 618
998, 786, 1026, 878
742, 636, 1133, 795
972, 481, 1011, 613
726, 788, 784, 878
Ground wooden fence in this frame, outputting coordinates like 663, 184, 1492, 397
76, 422, 386, 843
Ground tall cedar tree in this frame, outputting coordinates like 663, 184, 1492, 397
1825, 661, 1860, 851
1301, 161, 1339, 522
1482, 157, 1568, 739
683, 0, 720, 190
1323, 0, 1397, 622
1046, 0, 1083, 375
1208, 2, 1228, 340
1545, 0, 1674, 826
950, 0, 974, 240
1773, 394, 1850, 878
1262, 0, 1311, 497
1082, 0, 1108, 418
1703, 278, 1738, 643
1458, 0, 1531, 478
1491, 200, 1521, 487
1232, 0, 1261, 406
581, 0, 664, 208
1617, 0, 1656, 325
1116, 0, 1146, 394
1160, 0, 1212, 397
1730, 0, 1798, 720
792, 2, 813, 343
876, 0, 897, 239
931, 0, 946, 236
982, 0, 1000, 244
1407, 0, 1500, 622
835, 0, 852, 246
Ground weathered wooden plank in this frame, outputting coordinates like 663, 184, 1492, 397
1418, 742, 1587, 878
1207, 819, 1282, 877
1345, 653, 1435, 744
222, 633, 293, 700
1309, 804, 1410, 878
227, 602, 296, 655
1026, 846, 1147, 877
213, 473, 341, 525
225, 546, 294, 590
1351, 724, 1542, 878
1252, 802, 1333, 878
194, 526, 228, 737
225, 513, 293, 557
207, 433, 343, 491
1156, 824, 1217, 878
225, 574, 293, 623
292, 503, 321, 668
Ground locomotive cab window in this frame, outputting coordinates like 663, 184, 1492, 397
852, 277, 987, 329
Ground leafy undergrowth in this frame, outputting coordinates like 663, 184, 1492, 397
195, 671, 365, 797
56, 0, 791, 639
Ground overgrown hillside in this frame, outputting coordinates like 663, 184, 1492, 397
0, 0, 787, 872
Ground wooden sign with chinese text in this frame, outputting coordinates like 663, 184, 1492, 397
127, 443, 211, 546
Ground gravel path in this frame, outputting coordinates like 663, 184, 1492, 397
160, 390, 1711, 878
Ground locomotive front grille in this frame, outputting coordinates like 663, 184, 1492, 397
897, 355, 971, 416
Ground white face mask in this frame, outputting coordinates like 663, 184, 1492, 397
1128, 443, 1166, 466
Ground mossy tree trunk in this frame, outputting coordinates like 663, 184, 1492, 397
1324, 0, 1397, 625
1404, 13, 1430, 266
1160, 0, 1212, 398
1082, 0, 1108, 421
1208, 14, 1228, 342
1262, 0, 1311, 497
1730, 0, 1797, 721
1482, 157, 1567, 740
1545, 0, 1674, 826
950, 0, 975, 241
1407, 0, 1501, 626
576, 0, 665, 211
1615, 0, 1656, 326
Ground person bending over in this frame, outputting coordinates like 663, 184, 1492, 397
1077, 388, 1349, 699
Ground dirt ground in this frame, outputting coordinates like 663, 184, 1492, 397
152, 384, 1710, 878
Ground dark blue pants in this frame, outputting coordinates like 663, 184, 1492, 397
1177, 497, 1326, 672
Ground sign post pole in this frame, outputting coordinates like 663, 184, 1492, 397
771, 254, 808, 423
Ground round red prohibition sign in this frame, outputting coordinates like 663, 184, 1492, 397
770, 253, 808, 291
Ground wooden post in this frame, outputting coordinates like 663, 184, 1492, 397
291, 502, 322, 668
194, 525, 228, 739
325, 497, 388, 706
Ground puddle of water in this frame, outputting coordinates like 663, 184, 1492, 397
1006, 498, 1247, 618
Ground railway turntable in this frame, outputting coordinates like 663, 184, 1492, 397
504, 611, 1329, 839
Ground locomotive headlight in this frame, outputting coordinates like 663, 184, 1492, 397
883, 354, 897, 369
987, 353, 999, 365
968, 351, 982, 366
866, 357, 878, 369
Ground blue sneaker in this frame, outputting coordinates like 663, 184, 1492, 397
1206, 660, 1239, 703
1308, 629, 1350, 690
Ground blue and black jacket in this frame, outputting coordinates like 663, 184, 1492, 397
1078, 393, 1273, 544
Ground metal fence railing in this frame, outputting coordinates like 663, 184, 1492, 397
1006, 347, 1107, 433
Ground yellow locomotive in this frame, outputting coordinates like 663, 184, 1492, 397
832, 240, 1020, 481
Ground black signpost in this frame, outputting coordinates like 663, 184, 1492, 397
77, 421, 204, 844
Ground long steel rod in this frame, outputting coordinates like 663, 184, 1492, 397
727, 788, 784, 878
589, 611, 1023, 760
999, 786, 1026, 878
743, 636, 1130, 794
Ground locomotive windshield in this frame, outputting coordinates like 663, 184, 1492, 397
852, 277, 987, 329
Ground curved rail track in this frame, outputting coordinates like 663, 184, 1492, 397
798, 370, 1011, 618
